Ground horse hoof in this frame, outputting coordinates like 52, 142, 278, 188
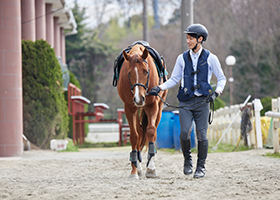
129, 174, 139, 180
145, 168, 157, 178
138, 169, 143, 177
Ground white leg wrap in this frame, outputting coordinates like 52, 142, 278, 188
147, 156, 156, 170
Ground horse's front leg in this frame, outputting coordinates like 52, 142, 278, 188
144, 103, 159, 178
124, 104, 140, 179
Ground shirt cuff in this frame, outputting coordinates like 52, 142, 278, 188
159, 83, 168, 91
215, 86, 223, 94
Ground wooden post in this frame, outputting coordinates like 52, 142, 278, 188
253, 99, 263, 148
181, 0, 193, 52
118, 109, 124, 146
272, 98, 280, 153
143, 0, 149, 41
249, 102, 256, 148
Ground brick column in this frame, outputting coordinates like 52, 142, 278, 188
60, 27, 66, 64
35, 0, 46, 40
0, 0, 23, 157
21, 0, 36, 41
45, 3, 53, 47
53, 17, 60, 57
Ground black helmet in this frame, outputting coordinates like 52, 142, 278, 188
184, 23, 208, 41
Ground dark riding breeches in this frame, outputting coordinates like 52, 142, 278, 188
179, 96, 209, 141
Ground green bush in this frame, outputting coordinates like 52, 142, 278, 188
261, 96, 274, 116
214, 97, 226, 111
210, 84, 226, 110
22, 40, 69, 148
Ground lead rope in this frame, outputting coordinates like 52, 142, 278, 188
208, 101, 214, 124
148, 93, 214, 124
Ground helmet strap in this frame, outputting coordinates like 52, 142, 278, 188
192, 37, 202, 51
192, 43, 198, 51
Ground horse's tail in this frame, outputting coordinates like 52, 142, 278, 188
139, 109, 148, 151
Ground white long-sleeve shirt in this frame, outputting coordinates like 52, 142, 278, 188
160, 47, 226, 95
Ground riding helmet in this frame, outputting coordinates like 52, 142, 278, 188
184, 23, 208, 41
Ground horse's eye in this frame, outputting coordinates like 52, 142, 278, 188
136, 59, 139, 63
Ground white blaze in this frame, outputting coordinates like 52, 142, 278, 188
134, 67, 140, 103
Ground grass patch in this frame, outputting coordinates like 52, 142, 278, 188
209, 141, 252, 153
158, 141, 252, 154
58, 140, 79, 152
63, 139, 252, 154
159, 148, 177, 154
77, 141, 131, 148
264, 152, 280, 158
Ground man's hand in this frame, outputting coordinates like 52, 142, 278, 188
206, 92, 219, 103
147, 86, 161, 96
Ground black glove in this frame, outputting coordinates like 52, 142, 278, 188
147, 86, 161, 96
206, 92, 219, 103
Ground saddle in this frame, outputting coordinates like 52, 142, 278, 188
112, 41, 168, 87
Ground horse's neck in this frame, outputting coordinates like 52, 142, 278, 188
130, 45, 144, 55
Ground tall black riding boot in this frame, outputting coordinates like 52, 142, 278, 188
180, 138, 193, 175
194, 140, 208, 178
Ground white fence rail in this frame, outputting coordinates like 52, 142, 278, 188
265, 97, 280, 153
208, 103, 253, 148
209, 96, 280, 151
210, 96, 252, 150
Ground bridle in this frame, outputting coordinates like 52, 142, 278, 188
128, 60, 150, 94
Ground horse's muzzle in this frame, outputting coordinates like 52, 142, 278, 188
133, 96, 145, 107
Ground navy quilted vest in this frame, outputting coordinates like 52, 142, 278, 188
177, 49, 212, 102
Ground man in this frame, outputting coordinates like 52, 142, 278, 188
148, 23, 226, 178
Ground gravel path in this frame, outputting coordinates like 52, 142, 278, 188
0, 147, 279, 200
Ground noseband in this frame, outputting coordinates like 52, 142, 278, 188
128, 60, 150, 94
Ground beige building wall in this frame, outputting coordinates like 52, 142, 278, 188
60, 28, 66, 64
0, 0, 76, 157
21, 0, 36, 41
45, 3, 53, 47
53, 16, 60, 57
0, 0, 23, 157
35, 0, 46, 40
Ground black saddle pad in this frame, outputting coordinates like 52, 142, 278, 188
112, 41, 167, 87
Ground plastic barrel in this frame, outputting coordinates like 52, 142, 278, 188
173, 110, 196, 150
173, 110, 181, 150
156, 111, 174, 149
190, 124, 196, 149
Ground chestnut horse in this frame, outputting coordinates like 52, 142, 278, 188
117, 44, 167, 179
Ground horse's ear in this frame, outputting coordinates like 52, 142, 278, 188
142, 48, 148, 60
123, 50, 130, 61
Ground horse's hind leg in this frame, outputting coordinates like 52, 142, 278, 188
137, 150, 143, 176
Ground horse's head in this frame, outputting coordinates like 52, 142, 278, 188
123, 48, 149, 107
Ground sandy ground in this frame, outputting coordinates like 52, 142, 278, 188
0, 147, 280, 200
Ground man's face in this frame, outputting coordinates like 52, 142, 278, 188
186, 34, 203, 50
186, 34, 197, 49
